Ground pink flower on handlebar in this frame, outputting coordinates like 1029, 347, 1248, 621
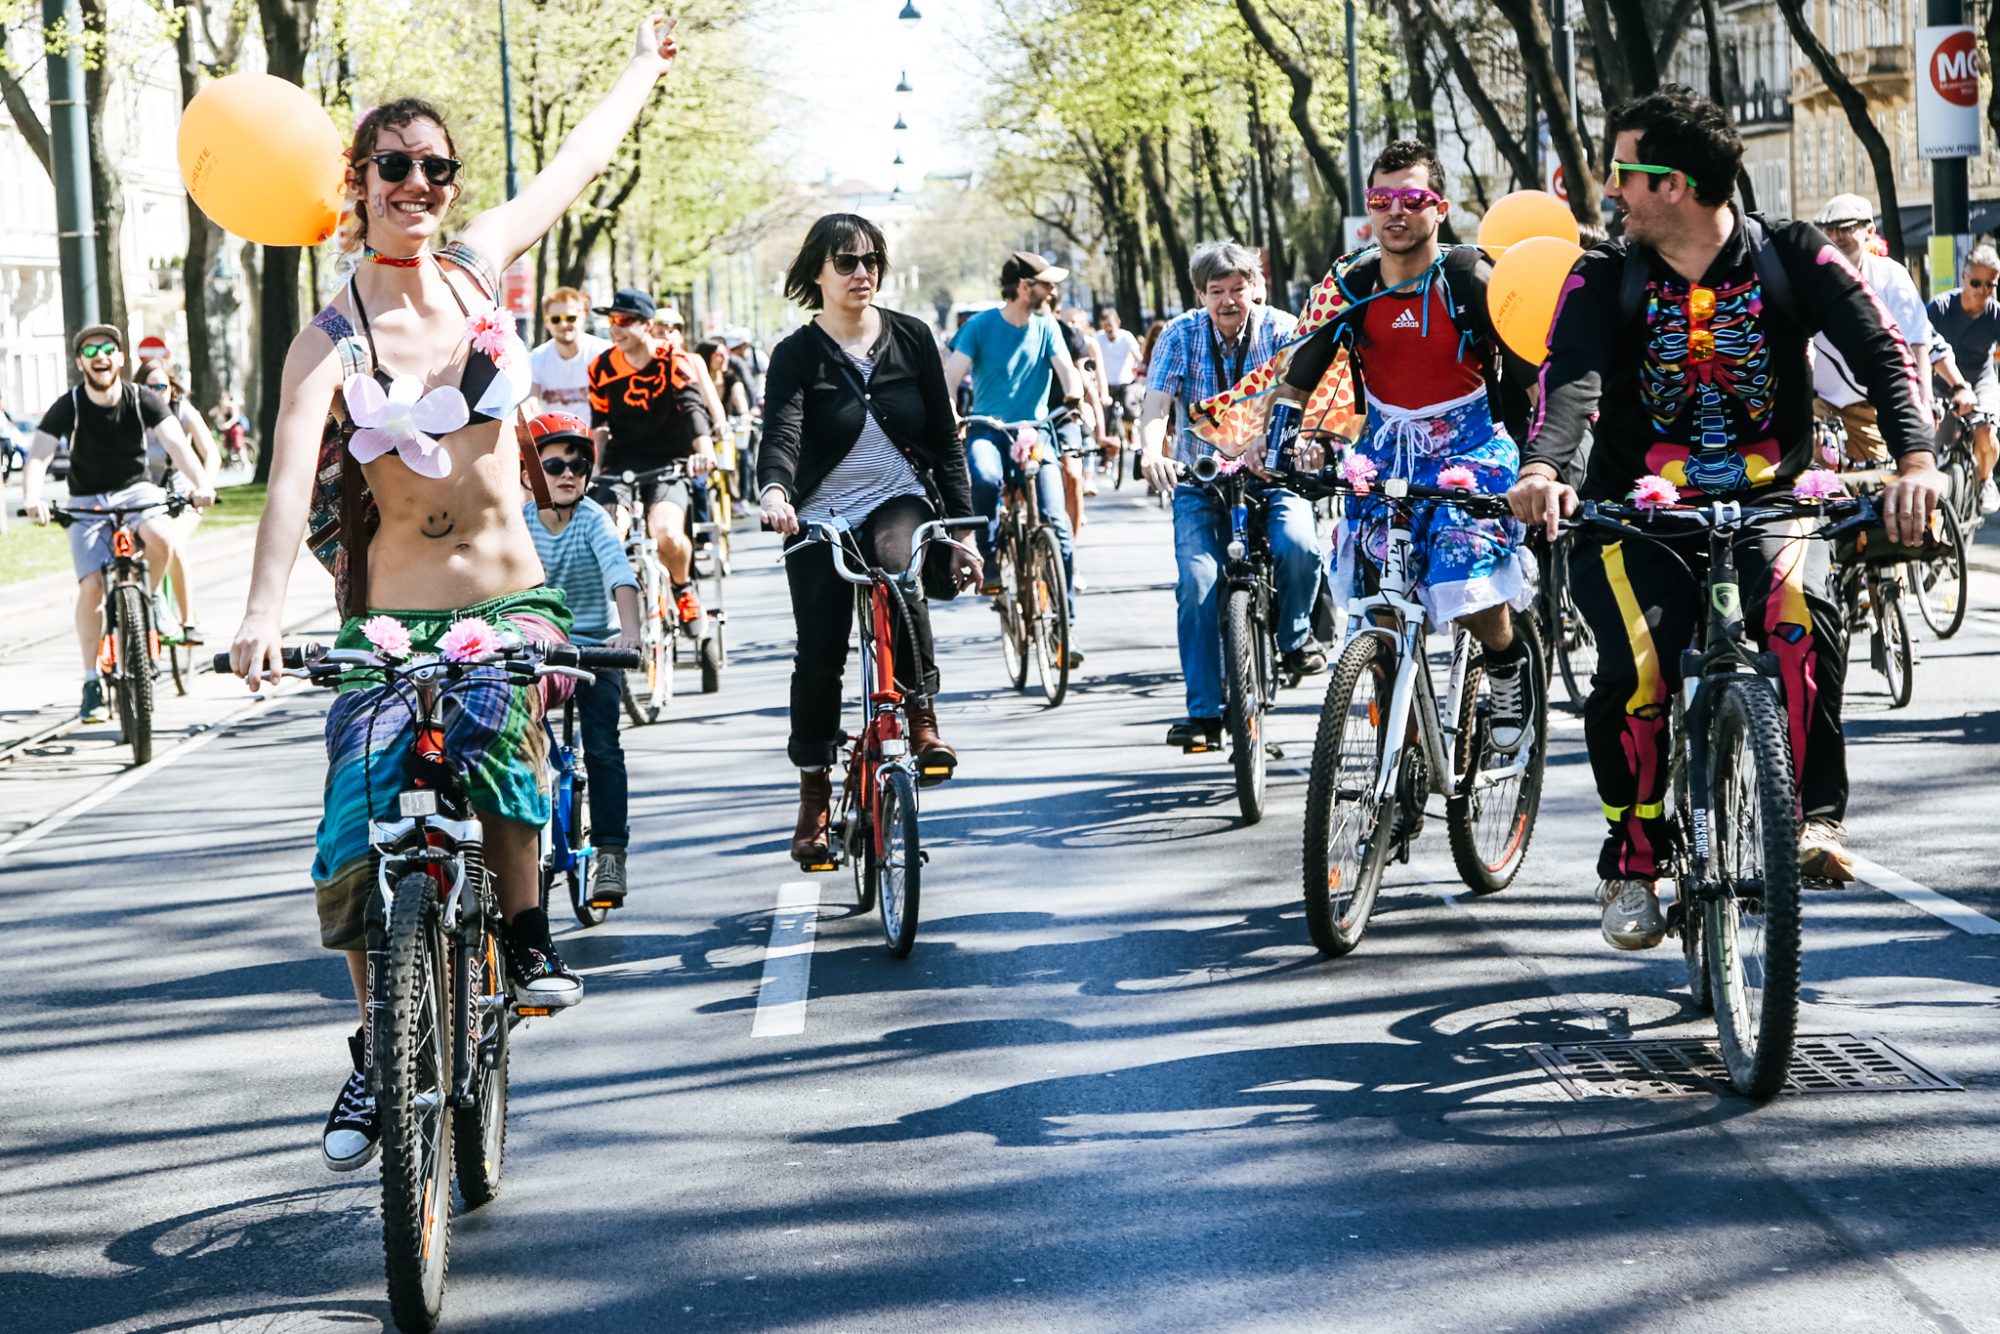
1438, 465, 1477, 491
1629, 474, 1680, 510
361, 614, 413, 661
1212, 453, 1248, 476
1792, 468, 1845, 502
1011, 426, 1041, 467
438, 617, 501, 664
1340, 454, 1378, 494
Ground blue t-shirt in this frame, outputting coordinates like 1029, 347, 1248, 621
523, 498, 638, 644
950, 308, 1062, 421
1927, 290, 2000, 390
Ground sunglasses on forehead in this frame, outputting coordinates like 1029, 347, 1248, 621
829, 251, 885, 276
369, 151, 462, 187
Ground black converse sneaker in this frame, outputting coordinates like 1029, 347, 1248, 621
323, 1026, 380, 1172
503, 907, 583, 1008
1483, 644, 1535, 757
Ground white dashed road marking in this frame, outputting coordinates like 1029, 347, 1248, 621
752, 880, 823, 1037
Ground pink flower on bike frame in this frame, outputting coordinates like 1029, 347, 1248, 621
466, 311, 514, 368
1011, 426, 1042, 467
1793, 468, 1846, 501
1438, 465, 1478, 491
1340, 453, 1378, 494
1630, 474, 1680, 510
361, 614, 413, 660
438, 618, 502, 664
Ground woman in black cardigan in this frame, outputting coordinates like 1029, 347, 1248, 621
759, 213, 981, 867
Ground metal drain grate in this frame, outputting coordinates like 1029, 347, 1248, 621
1526, 1033, 1963, 1100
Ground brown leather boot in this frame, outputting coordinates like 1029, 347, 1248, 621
790, 769, 833, 867
907, 699, 957, 786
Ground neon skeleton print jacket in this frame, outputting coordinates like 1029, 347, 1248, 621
1523, 209, 1931, 500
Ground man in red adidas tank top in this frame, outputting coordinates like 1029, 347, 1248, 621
1268, 140, 1539, 757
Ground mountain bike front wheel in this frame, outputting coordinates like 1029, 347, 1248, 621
1447, 617, 1548, 894
453, 914, 510, 1207
1302, 635, 1396, 957
1704, 679, 1802, 1100
113, 582, 155, 765
997, 534, 1029, 691
874, 766, 921, 957
377, 872, 455, 1331
1223, 586, 1268, 824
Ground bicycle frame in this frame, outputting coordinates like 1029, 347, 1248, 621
1191, 458, 1281, 691
847, 568, 910, 841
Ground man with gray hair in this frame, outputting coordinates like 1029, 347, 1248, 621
1809, 193, 1943, 466
1926, 243, 2000, 513
1138, 240, 1325, 751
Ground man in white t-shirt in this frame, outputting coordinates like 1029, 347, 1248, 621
1808, 194, 1942, 465
1094, 306, 1144, 464
529, 286, 610, 414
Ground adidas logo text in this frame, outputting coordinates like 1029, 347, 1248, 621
1391, 309, 1420, 330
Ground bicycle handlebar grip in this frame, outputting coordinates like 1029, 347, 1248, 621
211, 646, 313, 672
572, 646, 642, 670
943, 516, 986, 533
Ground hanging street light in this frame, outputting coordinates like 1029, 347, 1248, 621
893, 150, 905, 166
896, 70, 912, 94
893, 113, 908, 131
898, 2, 921, 26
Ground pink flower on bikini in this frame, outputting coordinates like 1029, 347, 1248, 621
1438, 465, 1477, 491
438, 617, 502, 664
1630, 474, 1680, 510
361, 614, 413, 661
1793, 468, 1845, 502
1340, 453, 1378, 494
466, 311, 514, 368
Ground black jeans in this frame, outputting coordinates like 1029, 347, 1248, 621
576, 666, 629, 849
786, 493, 940, 769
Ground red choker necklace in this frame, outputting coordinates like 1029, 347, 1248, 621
364, 248, 425, 268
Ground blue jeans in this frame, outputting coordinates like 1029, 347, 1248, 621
1172, 483, 1323, 720
576, 666, 629, 850
966, 421, 1077, 616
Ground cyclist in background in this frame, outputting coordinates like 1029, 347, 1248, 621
1508, 85, 1940, 945
1095, 305, 1143, 470
1926, 246, 2000, 514
944, 250, 1085, 653
23, 325, 212, 721
528, 285, 610, 414
1808, 194, 1940, 465
136, 357, 224, 642
587, 286, 716, 626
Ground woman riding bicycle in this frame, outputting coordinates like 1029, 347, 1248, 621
758, 213, 982, 867
226, 14, 683, 1172
135, 358, 223, 642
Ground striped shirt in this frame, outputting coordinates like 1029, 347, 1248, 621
797, 351, 926, 527
1146, 305, 1298, 467
523, 497, 638, 644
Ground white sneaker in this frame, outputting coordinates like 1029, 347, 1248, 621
1980, 478, 2000, 515
1597, 879, 1667, 950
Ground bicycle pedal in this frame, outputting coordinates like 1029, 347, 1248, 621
802, 860, 839, 874
1265, 743, 1285, 760
514, 1005, 554, 1018
587, 897, 617, 909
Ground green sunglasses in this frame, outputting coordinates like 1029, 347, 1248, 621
1610, 160, 1698, 190
77, 341, 120, 359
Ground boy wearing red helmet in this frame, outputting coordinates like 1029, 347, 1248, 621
523, 412, 642, 903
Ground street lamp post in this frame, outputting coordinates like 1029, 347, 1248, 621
1344, 0, 1363, 218
499, 0, 520, 200
44, 0, 99, 333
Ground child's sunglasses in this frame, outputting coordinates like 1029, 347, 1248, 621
540, 456, 591, 477
369, 151, 462, 187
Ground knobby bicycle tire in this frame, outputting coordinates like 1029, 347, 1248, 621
1446, 616, 1548, 894
875, 766, 921, 957
113, 581, 155, 765
1911, 502, 1968, 640
452, 915, 510, 1206
377, 871, 454, 1331
997, 529, 1030, 691
1703, 679, 1802, 1100
1223, 586, 1267, 824
1030, 526, 1070, 707
1302, 635, 1396, 957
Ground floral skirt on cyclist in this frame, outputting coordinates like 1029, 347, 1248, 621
1330, 386, 1536, 629
310, 585, 572, 951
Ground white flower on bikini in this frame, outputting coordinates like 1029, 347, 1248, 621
343, 373, 469, 479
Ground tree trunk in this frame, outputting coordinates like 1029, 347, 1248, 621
79, 0, 128, 340
1653, 0, 1703, 75
253, 0, 316, 483
1252, 108, 1289, 298
1388, 0, 1438, 144
1137, 133, 1196, 311
174, 0, 224, 413
1775, 0, 1902, 258
1199, 124, 1243, 240
1579, 0, 1632, 111
1696, 0, 1755, 211
0, 27, 51, 178
1608, 0, 1659, 94
1233, 0, 1349, 207
1416, 0, 1538, 188
1492, 0, 1600, 224
1439, 73, 1495, 213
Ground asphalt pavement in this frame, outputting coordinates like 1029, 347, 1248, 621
5, 482, 2000, 1334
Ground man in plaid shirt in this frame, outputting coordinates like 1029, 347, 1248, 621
1137, 241, 1327, 751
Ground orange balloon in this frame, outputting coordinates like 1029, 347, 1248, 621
178, 73, 346, 247
1477, 189, 1580, 256
1486, 236, 1585, 366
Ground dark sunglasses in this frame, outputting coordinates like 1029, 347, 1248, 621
546, 314, 580, 326
1364, 186, 1443, 213
830, 251, 885, 276
1968, 278, 1996, 290
369, 151, 462, 187
77, 341, 119, 359
540, 456, 591, 477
